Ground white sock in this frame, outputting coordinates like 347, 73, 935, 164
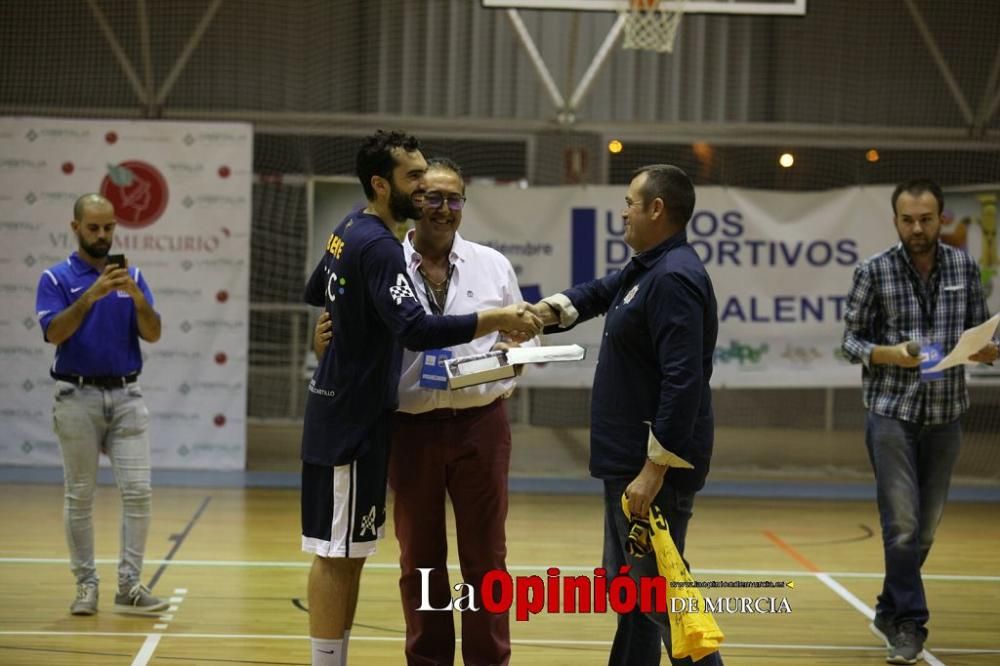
311, 637, 342, 666
342, 629, 351, 665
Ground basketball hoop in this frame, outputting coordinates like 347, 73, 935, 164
621, 0, 686, 53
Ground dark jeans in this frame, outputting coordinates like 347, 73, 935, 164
603, 478, 723, 666
865, 411, 961, 635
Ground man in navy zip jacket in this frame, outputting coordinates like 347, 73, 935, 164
527, 165, 722, 666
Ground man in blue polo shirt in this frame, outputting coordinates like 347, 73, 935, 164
527, 165, 723, 666
35, 193, 168, 617
300, 130, 541, 666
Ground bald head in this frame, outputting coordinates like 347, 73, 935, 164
73, 193, 113, 222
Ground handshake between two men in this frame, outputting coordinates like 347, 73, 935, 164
490, 301, 562, 343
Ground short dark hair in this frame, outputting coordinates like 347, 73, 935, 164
891, 178, 944, 215
631, 164, 695, 226
356, 130, 421, 200
426, 157, 465, 191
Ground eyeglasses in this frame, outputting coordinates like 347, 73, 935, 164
413, 191, 466, 211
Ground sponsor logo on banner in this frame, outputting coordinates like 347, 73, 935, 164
780, 344, 823, 365
147, 349, 203, 360
152, 411, 200, 423
0, 221, 40, 231
178, 319, 245, 334
21, 439, 60, 455
0, 284, 34, 295
0, 159, 47, 170
180, 257, 245, 271
25, 253, 71, 267
177, 442, 243, 457
26, 128, 91, 142
0, 346, 45, 357
25, 191, 77, 206
0, 409, 45, 422
182, 130, 249, 146
114, 134, 172, 143
178, 381, 244, 395
714, 340, 770, 366
100, 161, 169, 229
181, 194, 247, 209
157, 287, 204, 300
165, 162, 205, 175
22, 378, 51, 392
114, 233, 221, 253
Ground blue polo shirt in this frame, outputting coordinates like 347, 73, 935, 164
301, 211, 478, 466
36, 252, 154, 377
557, 231, 719, 491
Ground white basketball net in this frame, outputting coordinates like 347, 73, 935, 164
621, 0, 687, 53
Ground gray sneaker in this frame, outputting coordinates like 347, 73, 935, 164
887, 620, 925, 665
70, 582, 98, 615
113, 583, 169, 616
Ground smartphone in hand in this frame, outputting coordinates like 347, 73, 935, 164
107, 254, 127, 269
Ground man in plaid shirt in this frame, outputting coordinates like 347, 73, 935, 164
842, 178, 999, 665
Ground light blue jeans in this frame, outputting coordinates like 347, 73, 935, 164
52, 380, 153, 590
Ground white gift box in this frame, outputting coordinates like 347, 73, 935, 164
445, 344, 586, 389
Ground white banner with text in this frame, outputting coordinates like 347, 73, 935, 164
0, 117, 251, 469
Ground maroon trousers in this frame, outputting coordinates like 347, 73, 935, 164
388, 399, 512, 666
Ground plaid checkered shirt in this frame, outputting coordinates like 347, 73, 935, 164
842, 242, 994, 425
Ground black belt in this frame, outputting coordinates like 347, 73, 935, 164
51, 372, 139, 389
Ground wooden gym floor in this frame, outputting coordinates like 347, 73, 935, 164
0, 483, 997, 665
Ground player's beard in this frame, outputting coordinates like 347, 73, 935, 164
78, 236, 111, 259
388, 182, 422, 223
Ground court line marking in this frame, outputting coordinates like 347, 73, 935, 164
148, 496, 210, 591
1, 558, 998, 582
130, 633, 160, 666
133, 495, 204, 666
764, 530, 946, 666
0, 631, 997, 654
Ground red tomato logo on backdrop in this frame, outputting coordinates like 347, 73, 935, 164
100, 161, 169, 229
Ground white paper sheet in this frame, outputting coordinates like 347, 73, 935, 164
925, 313, 1000, 372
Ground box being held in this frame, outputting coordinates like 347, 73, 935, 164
445, 344, 586, 390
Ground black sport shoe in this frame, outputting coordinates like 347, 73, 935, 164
887, 620, 924, 665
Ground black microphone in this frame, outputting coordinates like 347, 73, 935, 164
905, 341, 922, 357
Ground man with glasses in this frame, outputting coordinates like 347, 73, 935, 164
393, 157, 537, 666
314, 157, 533, 665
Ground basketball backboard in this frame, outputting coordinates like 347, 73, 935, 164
481, 0, 806, 16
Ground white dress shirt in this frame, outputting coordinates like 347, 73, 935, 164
398, 229, 537, 414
